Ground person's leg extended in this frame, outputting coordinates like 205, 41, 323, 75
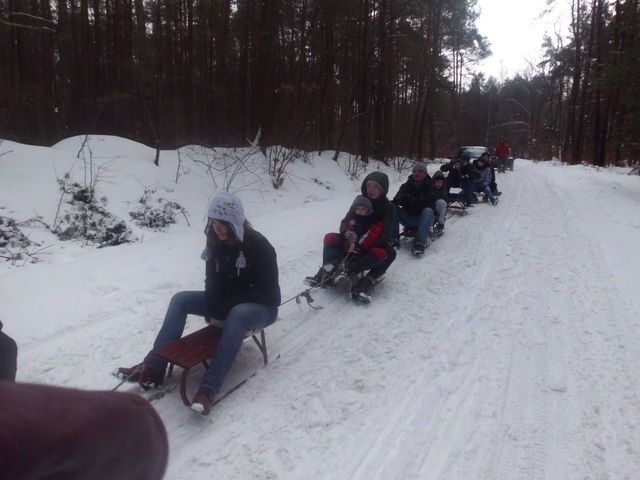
396, 208, 419, 234
435, 199, 447, 225
201, 303, 277, 392
145, 291, 210, 372
415, 208, 435, 247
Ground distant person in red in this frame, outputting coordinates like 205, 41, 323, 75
495, 137, 510, 173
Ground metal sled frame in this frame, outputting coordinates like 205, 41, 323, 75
446, 191, 467, 216
397, 225, 441, 246
153, 322, 268, 406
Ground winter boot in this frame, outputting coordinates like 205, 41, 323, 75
136, 364, 165, 390
114, 363, 144, 381
491, 197, 500, 206
351, 275, 376, 304
190, 386, 217, 416
411, 244, 426, 256
304, 265, 335, 287
433, 223, 445, 236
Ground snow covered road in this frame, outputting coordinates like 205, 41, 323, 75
2, 147, 639, 479
161, 161, 640, 479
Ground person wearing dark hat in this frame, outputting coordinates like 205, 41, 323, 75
306, 172, 396, 303
392, 162, 440, 255
305, 195, 384, 290
431, 170, 448, 234
352, 171, 397, 302
119, 192, 281, 415
440, 154, 476, 206
473, 154, 499, 205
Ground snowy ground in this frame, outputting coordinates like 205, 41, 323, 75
1, 137, 639, 479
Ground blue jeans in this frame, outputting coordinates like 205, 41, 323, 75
475, 183, 495, 203
394, 206, 434, 248
434, 198, 447, 224
145, 291, 277, 392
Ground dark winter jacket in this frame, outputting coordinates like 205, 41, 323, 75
431, 172, 448, 203
473, 159, 492, 187
0, 382, 168, 480
205, 228, 281, 319
440, 160, 477, 186
0, 320, 17, 382
392, 175, 440, 215
359, 172, 395, 245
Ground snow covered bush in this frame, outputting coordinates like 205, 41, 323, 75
129, 188, 187, 229
53, 175, 134, 247
0, 215, 44, 264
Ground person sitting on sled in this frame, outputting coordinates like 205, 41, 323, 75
121, 192, 281, 416
306, 195, 386, 302
440, 154, 476, 206
430, 170, 448, 235
306, 172, 396, 303
472, 153, 499, 206
392, 162, 441, 255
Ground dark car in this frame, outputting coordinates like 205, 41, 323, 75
454, 145, 490, 161
453, 146, 497, 167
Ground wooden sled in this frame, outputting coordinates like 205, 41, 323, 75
153, 321, 268, 406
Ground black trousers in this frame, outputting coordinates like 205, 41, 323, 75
0, 330, 18, 381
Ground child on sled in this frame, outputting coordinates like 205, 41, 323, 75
305, 195, 388, 303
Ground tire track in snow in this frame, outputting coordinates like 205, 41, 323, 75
340, 172, 539, 479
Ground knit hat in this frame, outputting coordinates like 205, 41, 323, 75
351, 195, 373, 215
412, 162, 428, 174
207, 192, 245, 242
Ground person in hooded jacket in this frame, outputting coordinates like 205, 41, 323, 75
431, 170, 448, 234
122, 192, 281, 416
305, 195, 384, 287
351, 171, 396, 301
306, 172, 396, 303
392, 162, 440, 255
440, 154, 477, 206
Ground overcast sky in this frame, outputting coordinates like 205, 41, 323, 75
474, 0, 570, 81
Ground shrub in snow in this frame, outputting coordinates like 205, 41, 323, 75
53, 176, 134, 247
0, 216, 44, 264
129, 188, 187, 229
